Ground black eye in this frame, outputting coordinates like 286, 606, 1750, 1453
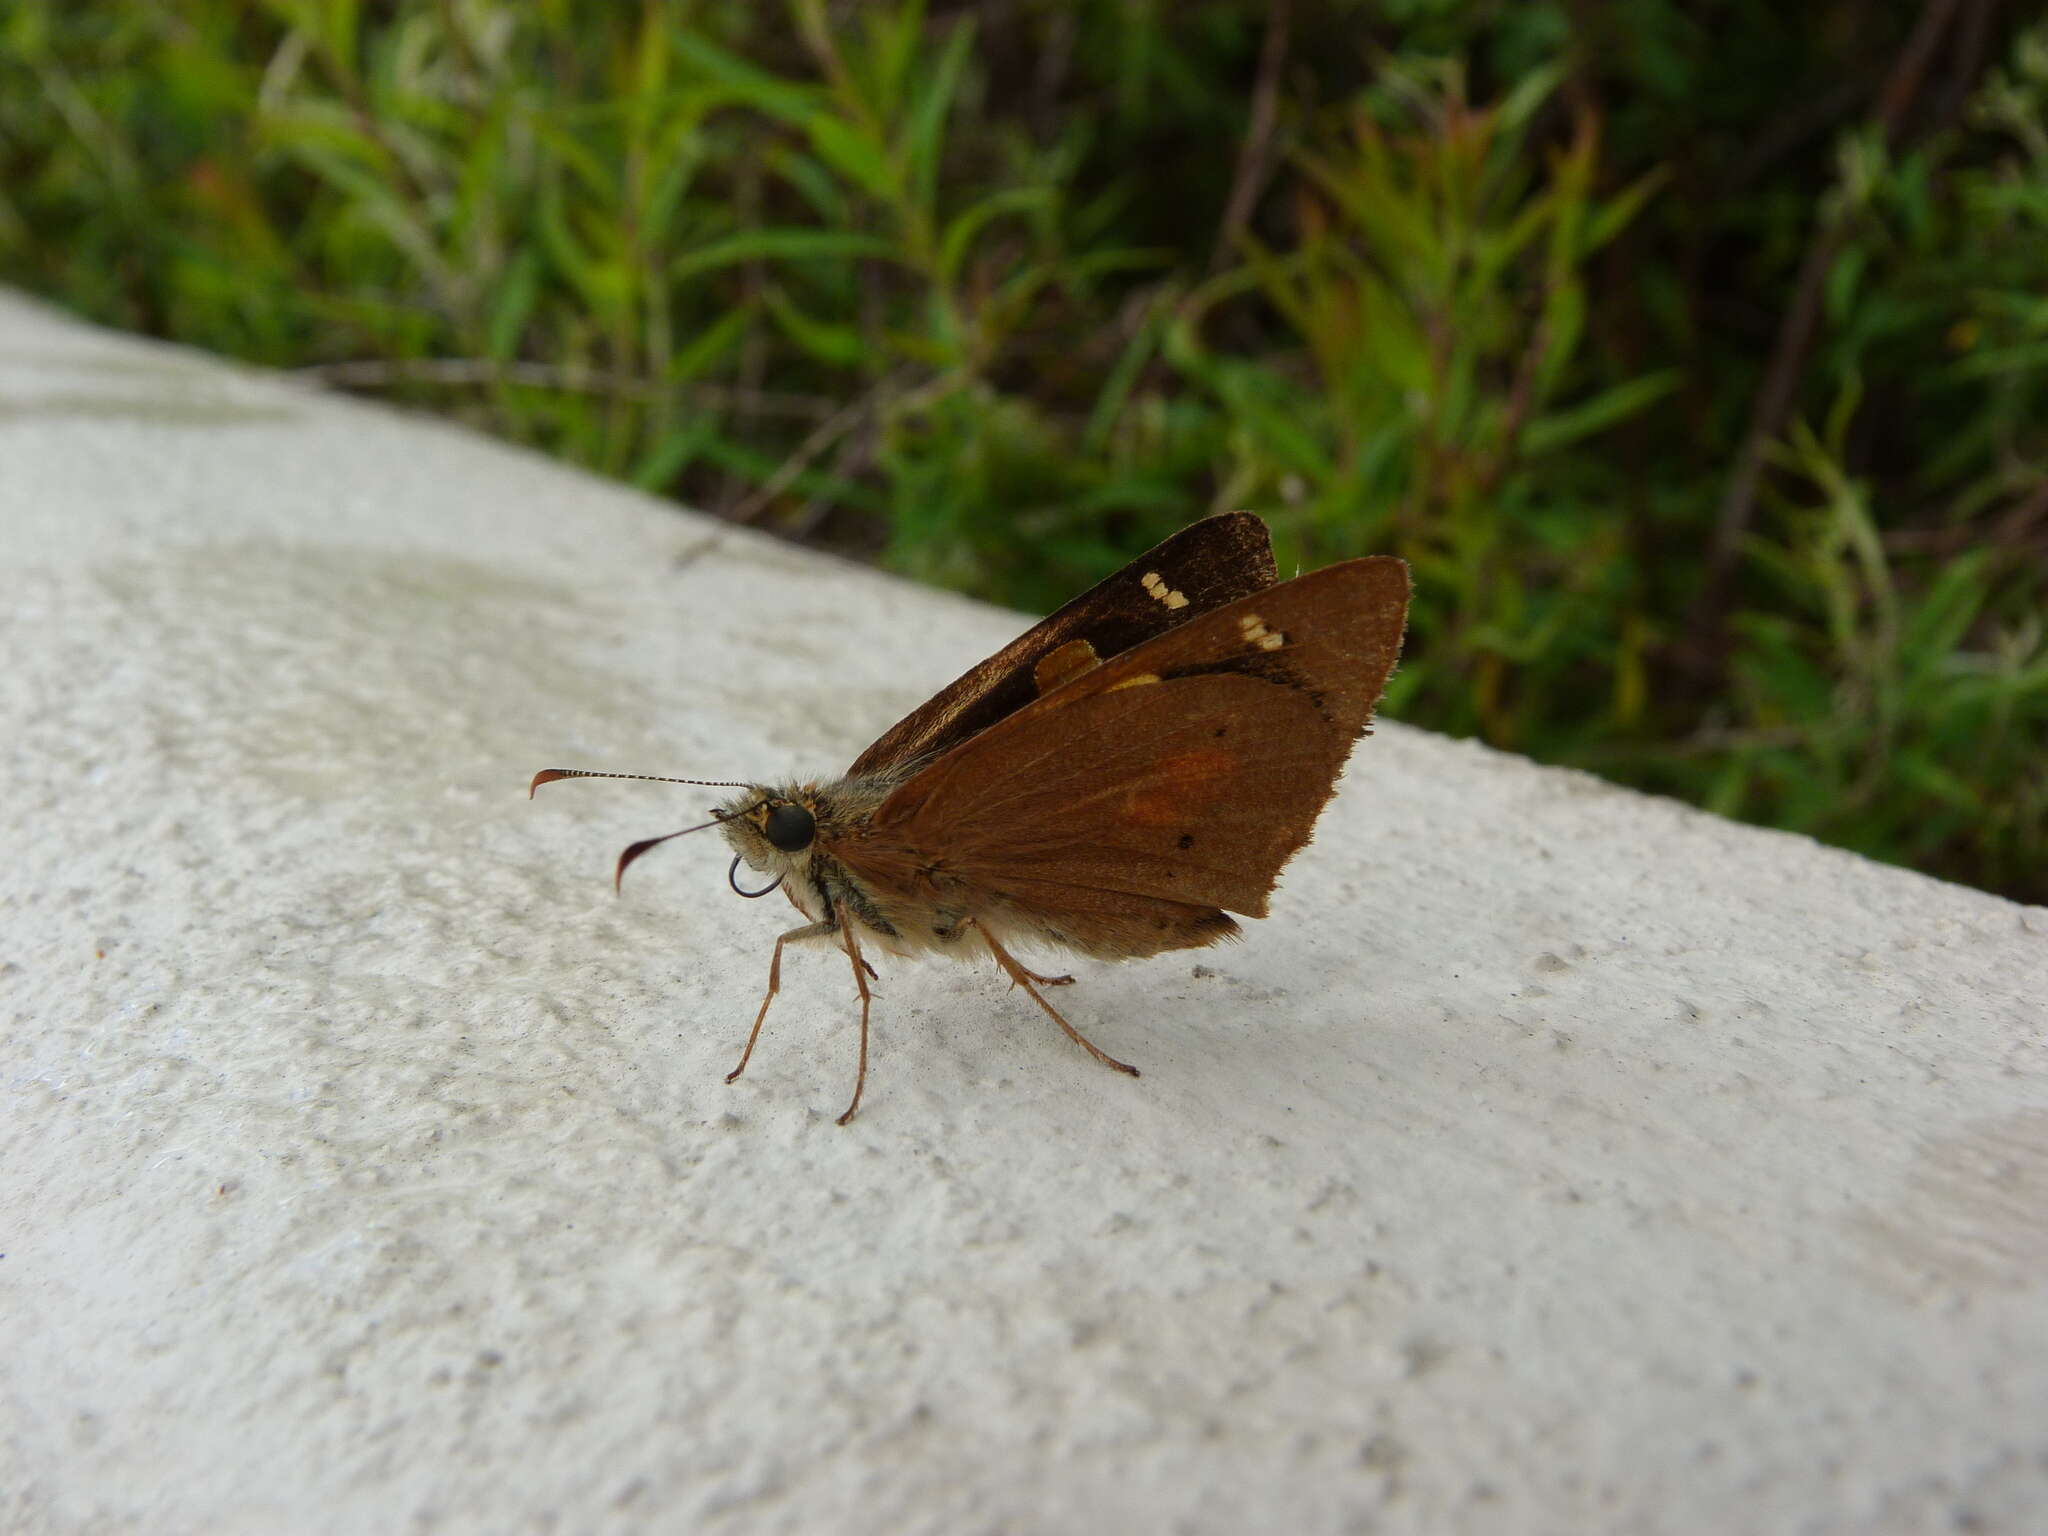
762, 802, 815, 853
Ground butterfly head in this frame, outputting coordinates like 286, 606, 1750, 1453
715, 785, 817, 854
713, 783, 821, 892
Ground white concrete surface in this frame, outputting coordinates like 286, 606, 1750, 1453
1, 286, 2044, 1535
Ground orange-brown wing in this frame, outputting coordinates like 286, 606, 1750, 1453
837, 557, 1409, 924
846, 512, 1277, 777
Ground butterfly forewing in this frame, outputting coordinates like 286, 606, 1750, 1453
835, 557, 1411, 952
847, 512, 1279, 777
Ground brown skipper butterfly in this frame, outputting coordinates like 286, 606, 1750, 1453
532, 512, 1409, 1123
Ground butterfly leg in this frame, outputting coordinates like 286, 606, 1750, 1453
976, 924, 1139, 1078
1016, 965, 1074, 987
835, 922, 875, 1126
728, 920, 837, 1086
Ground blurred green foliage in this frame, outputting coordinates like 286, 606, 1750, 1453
2, 0, 2042, 901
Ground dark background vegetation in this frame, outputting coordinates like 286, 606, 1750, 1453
3, 0, 2043, 901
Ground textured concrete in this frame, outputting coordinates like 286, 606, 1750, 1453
2, 288, 2045, 1534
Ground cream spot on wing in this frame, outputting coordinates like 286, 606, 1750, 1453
1107, 672, 1162, 692
1237, 611, 1287, 650
1034, 637, 1102, 696
1141, 571, 1190, 609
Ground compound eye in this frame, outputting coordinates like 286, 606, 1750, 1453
762, 802, 816, 853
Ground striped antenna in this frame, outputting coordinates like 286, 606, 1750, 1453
528, 768, 752, 798
529, 769, 770, 890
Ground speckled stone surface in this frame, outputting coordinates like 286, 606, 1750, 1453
3, 289, 2045, 1534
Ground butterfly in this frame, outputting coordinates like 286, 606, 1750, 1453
532, 512, 1410, 1123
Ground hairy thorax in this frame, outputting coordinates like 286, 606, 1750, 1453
714, 770, 966, 960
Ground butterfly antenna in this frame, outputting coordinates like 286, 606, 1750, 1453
529, 768, 752, 798
611, 822, 706, 891
612, 795, 772, 891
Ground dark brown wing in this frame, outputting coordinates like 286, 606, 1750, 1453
846, 512, 1278, 777
835, 558, 1409, 953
